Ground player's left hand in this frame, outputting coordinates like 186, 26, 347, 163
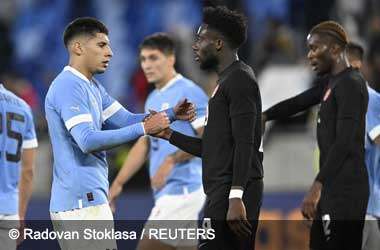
301, 181, 322, 220
227, 198, 252, 238
174, 99, 196, 122
151, 156, 175, 190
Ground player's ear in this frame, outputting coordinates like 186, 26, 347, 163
215, 39, 223, 51
71, 41, 83, 56
168, 54, 175, 66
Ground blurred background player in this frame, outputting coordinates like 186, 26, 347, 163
155, 6, 263, 250
109, 32, 208, 250
345, 42, 380, 250
263, 21, 369, 250
0, 82, 38, 249
45, 17, 195, 250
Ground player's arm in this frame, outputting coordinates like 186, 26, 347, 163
109, 136, 149, 212
18, 148, 35, 221
70, 113, 168, 153
263, 77, 326, 125
17, 108, 38, 245
99, 84, 193, 129
18, 108, 38, 222
57, 82, 169, 153
156, 128, 202, 157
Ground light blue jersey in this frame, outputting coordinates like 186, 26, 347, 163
365, 86, 380, 217
145, 74, 208, 199
46, 66, 148, 212
0, 84, 38, 215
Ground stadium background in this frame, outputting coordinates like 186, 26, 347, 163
1, 0, 380, 249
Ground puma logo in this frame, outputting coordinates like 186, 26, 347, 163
70, 106, 80, 111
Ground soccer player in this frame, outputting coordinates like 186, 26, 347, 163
345, 42, 380, 250
0, 83, 37, 249
263, 21, 369, 250
153, 6, 263, 250
45, 17, 195, 250
109, 33, 208, 250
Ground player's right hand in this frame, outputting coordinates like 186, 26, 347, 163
143, 112, 170, 135
109, 182, 123, 213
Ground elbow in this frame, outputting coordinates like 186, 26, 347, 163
78, 142, 95, 154
81, 145, 96, 154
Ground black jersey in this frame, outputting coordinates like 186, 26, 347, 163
170, 60, 263, 195
202, 60, 263, 195
316, 67, 368, 192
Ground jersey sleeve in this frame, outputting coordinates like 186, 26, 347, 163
264, 77, 326, 121
225, 71, 259, 190
98, 82, 147, 129
186, 85, 208, 130
22, 106, 38, 149
54, 82, 93, 131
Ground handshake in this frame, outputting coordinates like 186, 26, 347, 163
143, 99, 196, 136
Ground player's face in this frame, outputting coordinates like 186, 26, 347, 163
307, 33, 333, 75
82, 33, 113, 74
140, 48, 175, 84
192, 25, 219, 70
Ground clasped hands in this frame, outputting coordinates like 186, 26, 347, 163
143, 99, 196, 135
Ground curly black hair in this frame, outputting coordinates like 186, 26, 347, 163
203, 6, 247, 49
63, 17, 108, 48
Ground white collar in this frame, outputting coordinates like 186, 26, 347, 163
159, 74, 182, 92
64, 66, 91, 84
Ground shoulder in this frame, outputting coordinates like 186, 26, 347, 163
178, 77, 207, 95
224, 67, 258, 93
50, 71, 86, 96
335, 69, 366, 93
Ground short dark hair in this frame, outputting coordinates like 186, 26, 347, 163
309, 21, 349, 48
203, 6, 248, 49
346, 42, 364, 62
139, 33, 176, 55
63, 17, 108, 48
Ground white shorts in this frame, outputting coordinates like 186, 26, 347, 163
144, 187, 206, 247
0, 214, 19, 250
50, 204, 117, 250
362, 214, 380, 250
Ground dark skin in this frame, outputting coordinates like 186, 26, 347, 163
301, 32, 350, 222
154, 24, 252, 238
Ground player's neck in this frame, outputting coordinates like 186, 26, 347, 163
331, 53, 350, 76
331, 61, 349, 76
68, 62, 93, 81
215, 51, 239, 75
155, 70, 177, 90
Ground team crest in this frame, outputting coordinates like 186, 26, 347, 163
323, 88, 331, 102
161, 102, 169, 111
